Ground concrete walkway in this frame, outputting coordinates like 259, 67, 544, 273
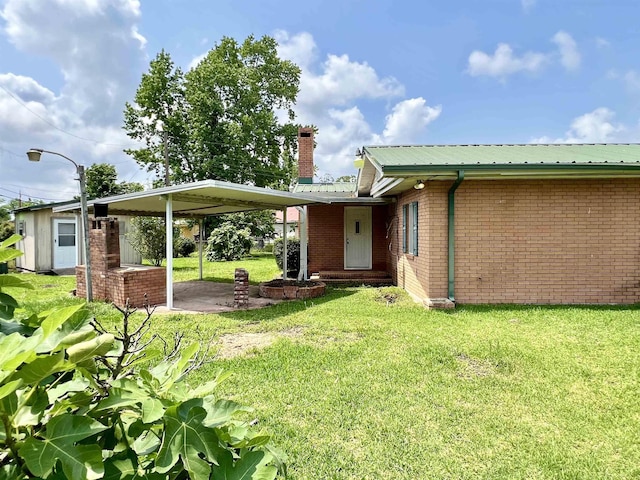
153, 280, 281, 314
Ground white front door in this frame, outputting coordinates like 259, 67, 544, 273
53, 219, 77, 269
344, 207, 372, 269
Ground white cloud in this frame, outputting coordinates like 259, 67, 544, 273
188, 52, 207, 71
623, 70, 640, 92
596, 37, 610, 48
381, 98, 442, 144
521, 0, 536, 12
552, 31, 581, 71
298, 53, 404, 108
2, 0, 146, 125
467, 43, 548, 78
467, 31, 581, 79
0, 0, 151, 200
274, 30, 317, 70
276, 31, 440, 177
531, 108, 625, 144
0, 75, 57, 136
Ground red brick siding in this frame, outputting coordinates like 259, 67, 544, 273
455, 179, 640, 304
388, 178, 640, 305
307, 204, 388, 273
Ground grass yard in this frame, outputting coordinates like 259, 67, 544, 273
162, 250, 281, 284
7, 255, 640, 479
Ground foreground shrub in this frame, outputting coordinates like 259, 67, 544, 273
206, 224, 252, 261
0, 235, 285, 479
273, 238, 300, 277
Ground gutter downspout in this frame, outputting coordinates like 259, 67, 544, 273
448, 171, 465, 302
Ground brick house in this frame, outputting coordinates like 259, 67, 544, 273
294, 129, 640, 306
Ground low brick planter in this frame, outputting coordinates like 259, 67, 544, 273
259, 280, 326, 300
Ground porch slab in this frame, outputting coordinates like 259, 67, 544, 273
153, 280, 282, 314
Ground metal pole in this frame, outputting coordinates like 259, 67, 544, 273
296, 206, 307, 281
165, 194, 173, 309
282, 207, 287, 280
77, 165, 93, 301
198, 218, 204, 281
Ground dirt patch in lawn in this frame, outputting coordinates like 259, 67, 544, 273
456, 353, 497, 379
216, 327, 304, 359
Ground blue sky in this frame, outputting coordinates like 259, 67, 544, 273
1, 0, 639, 202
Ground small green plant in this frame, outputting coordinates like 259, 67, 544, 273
263, 243, 274, 253
206, 224, 252, 262
0, 236, 285, 479
174, 236, 196, 258
273, 238, 300, 277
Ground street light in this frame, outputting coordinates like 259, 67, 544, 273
26, 149, 93, 302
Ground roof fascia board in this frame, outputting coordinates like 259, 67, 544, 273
362, 148, 384, 176
53, 180, 329, 214
381, 164, 640, 176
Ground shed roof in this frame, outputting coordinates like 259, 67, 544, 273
53, 179, 328, 218
13, 199, 76, 214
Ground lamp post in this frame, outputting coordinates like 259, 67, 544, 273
26, 149, 93, 301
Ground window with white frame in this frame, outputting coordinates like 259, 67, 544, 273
402, 202, 418, 256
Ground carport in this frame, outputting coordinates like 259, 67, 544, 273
54, 179, 326, 309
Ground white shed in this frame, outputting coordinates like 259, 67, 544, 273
13, 201, 141, 273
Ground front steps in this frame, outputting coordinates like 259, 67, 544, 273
312, 270, 393, 286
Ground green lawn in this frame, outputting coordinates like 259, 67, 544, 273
8, 256, 640, 479
160, 251, 282, 284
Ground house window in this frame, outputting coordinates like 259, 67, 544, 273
402, 202, 418, 256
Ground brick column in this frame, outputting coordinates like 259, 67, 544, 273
298, 127, 314, 184
234, 268, 249, 308
88, 218, 120, 300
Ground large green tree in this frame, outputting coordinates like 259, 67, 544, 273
85, 163, 144, 200
123, 35, 301, 189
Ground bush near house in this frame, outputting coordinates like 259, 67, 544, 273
174, 236, 196, 257
0, 236, 285, 479
273, 238, 300, 277
206, 224, 253, 262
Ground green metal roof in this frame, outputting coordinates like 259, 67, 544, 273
363, 144, 640, 173
293, 182, 357, 194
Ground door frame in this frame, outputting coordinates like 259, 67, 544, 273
344, 206, 372, 270
52, 217, 78, 269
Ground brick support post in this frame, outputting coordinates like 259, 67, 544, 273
234, 268, 249, 308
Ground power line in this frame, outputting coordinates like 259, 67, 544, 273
0, 84, 142, 148
0, 186, 69, 202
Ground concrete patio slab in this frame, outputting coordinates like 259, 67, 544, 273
153, 280, 282, 314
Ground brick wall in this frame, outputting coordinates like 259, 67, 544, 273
76, 217, 166, 307
307, 204, 388, 273
77, 265, 166, 308
388, 178, 640, 305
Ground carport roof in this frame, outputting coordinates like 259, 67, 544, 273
53, 179, 328, 218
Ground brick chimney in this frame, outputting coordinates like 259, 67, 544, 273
298, 127, 314, 184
